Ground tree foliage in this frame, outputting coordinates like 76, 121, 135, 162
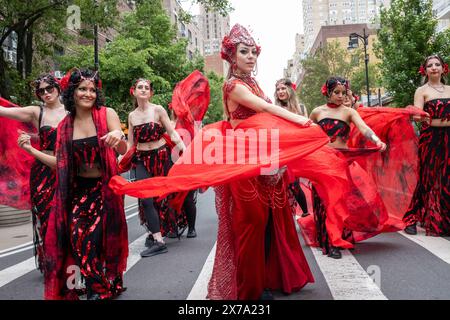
374, 0, 443, 106
298, 41, 360, 113
203, 71, 224, 124
0, 0, 120, 101
58, 0, 205, 121
349, 63, 381, 97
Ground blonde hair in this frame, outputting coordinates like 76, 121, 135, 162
274, 78, 306, 116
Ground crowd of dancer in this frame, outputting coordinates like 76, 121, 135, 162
0, 23, 448, 301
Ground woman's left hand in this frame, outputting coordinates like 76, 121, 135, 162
377, 141, 387, 152
101, 129, 124, 149
17, 132, 33, 153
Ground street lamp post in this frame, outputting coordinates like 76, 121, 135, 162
93, 0, 99, 71
348, 28, 370, 107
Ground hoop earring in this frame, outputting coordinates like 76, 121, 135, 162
252, 61, 258, 76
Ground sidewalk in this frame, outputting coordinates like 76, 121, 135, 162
0, 221, 33, 252
0, 196, 138, 252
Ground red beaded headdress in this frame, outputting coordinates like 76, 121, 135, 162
221, 24, 261, 64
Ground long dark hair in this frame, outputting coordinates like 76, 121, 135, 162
33, 73, 61, 102
421, 54, 447, 85
62, 68, 104, 116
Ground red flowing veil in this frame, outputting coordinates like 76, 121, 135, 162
0, 97, 36, 209
348, 106, 427, 221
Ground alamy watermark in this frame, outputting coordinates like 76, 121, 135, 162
170, 124, 281, 175
366, 265, 381, 288
66, 5, 81, 31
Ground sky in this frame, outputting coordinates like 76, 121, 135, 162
228, 0, 304, 95
185, 0, 304, 96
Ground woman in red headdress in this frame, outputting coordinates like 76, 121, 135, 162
109, 24, 354, 300
403, 54, 450, 236
0, 74, 67, 273
44, 68, 128, 300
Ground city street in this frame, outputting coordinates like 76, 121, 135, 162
1, 189, 450, 300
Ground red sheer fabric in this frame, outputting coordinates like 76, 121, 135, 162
44, 107, 128, 300
298, 106, 427, 250
109, 75, 354, 299
170, 70, 210, 141
0, 97, 36, 209
348, 106, 427, 221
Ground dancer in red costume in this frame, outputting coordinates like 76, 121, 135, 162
403, 54, 450, 236
274, 78, 310, 218
109, 25, 359, 300
44, 69, 128, 300
307, 76, 395, 259
0, 74, 66, 273
126, 78, 186, 257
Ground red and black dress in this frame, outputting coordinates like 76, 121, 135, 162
44, 107, 128, 300
30, 107, 57, 272
403, 98, 450, 235
311, 118, 399, 254
132, 122, 186, 236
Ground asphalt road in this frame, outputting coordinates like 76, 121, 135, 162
1, 188, 450, 300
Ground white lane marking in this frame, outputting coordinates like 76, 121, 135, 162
0, 232, 147, 289
310, 248, 387, 300
399, 227, 450, 264
0, 257, 35, 288
0, 207, 141, 287
0, 242, 33, 255
124, 234, 147, 274
0, 205, 139, 259
186, 243, 216, 300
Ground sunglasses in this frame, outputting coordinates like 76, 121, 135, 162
36, 86, 56, 96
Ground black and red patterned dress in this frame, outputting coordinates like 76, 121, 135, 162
132, 122, 186, 236
313, 118, 399, 254
30, 107, 57, 272
403, 98, 450, 236
70, 136, 118, 298
314, 118, 352, 253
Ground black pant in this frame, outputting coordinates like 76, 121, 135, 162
291, 180, 309, 213
134, 161, 161, 234
184, 190, 197, 231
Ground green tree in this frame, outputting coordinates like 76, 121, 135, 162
374, 0, 439, 106
203, 71, 224, 124
0, 0, 120, 102
298, 41, 360, 113
349, 63, 381, 97
434, 28, 450, 64
58, 0, 205, 121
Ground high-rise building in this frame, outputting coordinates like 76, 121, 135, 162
302, 0, 391, 54
198, 4, 230, 77
433, 0, 450, 32
162, 0, 204, 58
286, 34, 306, 85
